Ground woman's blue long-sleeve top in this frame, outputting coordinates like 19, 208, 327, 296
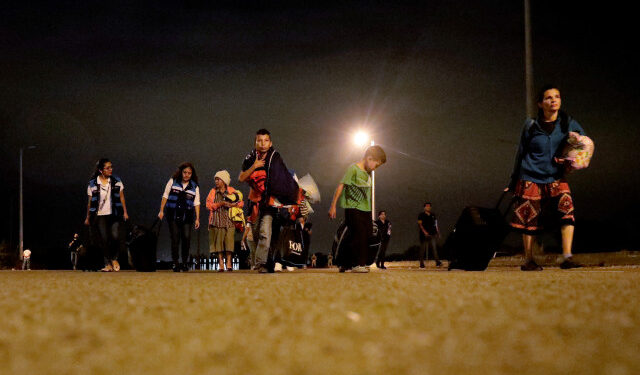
509, 114, 585, 190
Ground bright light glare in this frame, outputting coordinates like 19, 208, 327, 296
353, 131, 370, 147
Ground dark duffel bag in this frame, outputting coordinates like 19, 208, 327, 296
331, 220, 381, 268
446, 193, 512, 271
127, 220, 161, 272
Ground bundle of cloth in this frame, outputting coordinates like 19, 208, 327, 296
268, 173, 320, 221
557, 131, 595, 172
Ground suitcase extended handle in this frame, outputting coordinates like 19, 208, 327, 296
149, 218, 162, 235
495, 191, 508, 210
495, 190, 515, 218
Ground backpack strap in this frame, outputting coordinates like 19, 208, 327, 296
524, 118, 537, 148
559, 111, 571, 133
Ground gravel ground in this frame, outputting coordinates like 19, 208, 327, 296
1, 267, 639, 375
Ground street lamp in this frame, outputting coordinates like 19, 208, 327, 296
19, 146, 36, 261
352, 131, 376, 220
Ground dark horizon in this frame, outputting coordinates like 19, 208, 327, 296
1, 1, 639, 267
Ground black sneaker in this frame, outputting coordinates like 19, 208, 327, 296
172, 263, 180, 272
419, 264, 425, 269
181, 263, 189, 272
521, 260, 543, 271
560, 257, 582, 269
435, 261, 443, 267
379, 265, 387, 269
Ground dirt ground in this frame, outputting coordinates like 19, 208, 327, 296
1, 265, 639, 375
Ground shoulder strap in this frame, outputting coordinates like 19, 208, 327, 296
523, 118, 538, 151
525, 118, 536, 137
559, 111, 570, 133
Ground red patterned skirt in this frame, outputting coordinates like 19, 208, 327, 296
510, 179, 575, 234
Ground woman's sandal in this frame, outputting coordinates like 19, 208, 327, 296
100, 264, 114, 272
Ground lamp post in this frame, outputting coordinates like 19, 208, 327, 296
524, 0, 534, 118
353, 131, 376, 221
19, 146, 36, 261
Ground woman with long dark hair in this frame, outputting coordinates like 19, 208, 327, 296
158, 162, 200, 272
508, 85, 587, 271
84, 158, 129, 272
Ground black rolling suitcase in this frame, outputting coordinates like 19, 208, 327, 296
331, 220, 381, 268
78, 226, 103, 271
127, 220, 161, 272
446, 193, 512, 271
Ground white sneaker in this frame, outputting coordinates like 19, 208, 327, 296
274, 262, 283, 272
352, 266, 369, 273
286, 266, 295, 272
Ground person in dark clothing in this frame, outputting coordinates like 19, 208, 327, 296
158, 162, 201, 272
375, 210, 391, 269
418, 202, 441, 268
68, 233, 83, 270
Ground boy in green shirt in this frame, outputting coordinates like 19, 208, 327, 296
329, 145, 386, 273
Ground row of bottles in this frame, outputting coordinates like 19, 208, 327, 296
189, 254, 239, 271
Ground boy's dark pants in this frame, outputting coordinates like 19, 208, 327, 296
345, 208, 372, 267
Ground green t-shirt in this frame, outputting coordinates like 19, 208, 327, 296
339, 163, 372, 212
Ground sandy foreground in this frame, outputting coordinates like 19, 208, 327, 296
1, 266, 639, 375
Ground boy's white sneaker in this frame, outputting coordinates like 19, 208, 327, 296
274, 262, 283, 272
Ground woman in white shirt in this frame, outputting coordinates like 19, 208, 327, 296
158, 162, 201, 272
84, 158, 129, 272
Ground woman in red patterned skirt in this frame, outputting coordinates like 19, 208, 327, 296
507, 85, 587, 271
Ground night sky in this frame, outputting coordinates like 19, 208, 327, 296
1, 1, 639, 265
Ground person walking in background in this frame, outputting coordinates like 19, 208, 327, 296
68, 233, 83, 270
158, 162, 201, 272
418, 202, 441, 268
329, 145, 387, 273
207, 170, 243, 272
507, 84, 587, 271
241, 222, 256, 269
375, 210, 391, 269
22, 249, 31, 270
238, 129, 299, 273
84, 158, 129, 272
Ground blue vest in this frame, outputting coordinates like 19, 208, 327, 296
165, 179, 198, 222
88, 176, 123, 218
